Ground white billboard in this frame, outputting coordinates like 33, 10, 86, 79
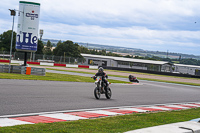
16, 1, 40, 52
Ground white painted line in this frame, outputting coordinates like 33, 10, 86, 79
119, 108, 147, 112
86, 110, 122, 115
40, 113, 88, 121
0, 118, 33, 127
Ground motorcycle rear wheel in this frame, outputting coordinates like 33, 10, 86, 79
105, 87, 112, 99
94, 87, 101, 99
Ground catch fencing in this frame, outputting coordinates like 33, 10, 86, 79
0, 51, 86, 65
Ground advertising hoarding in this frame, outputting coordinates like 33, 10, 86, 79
16, 1, 40, 52
88, 59, 107, 66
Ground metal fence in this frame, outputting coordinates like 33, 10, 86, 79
0, 51, 85, 64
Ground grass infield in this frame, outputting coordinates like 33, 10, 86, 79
0, 72, 129, 84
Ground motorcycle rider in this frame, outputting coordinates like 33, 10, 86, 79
93, 67, 109, 93
129, 75, 139, 83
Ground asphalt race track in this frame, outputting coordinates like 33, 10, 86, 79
0, 79, 200, 116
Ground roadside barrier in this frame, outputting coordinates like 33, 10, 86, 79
21, 67, 46, 76
0, 64, 46, 76
0, 64, 22, 73
0, 59, 98, 69
0, 59, 9, 63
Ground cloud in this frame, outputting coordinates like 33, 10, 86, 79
0, 19, 13, 32
0, 0, 200, 55
40, 21, 200, 47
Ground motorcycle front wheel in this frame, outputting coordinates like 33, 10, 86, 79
105, 87, 112, 99
94, 87, 101, 99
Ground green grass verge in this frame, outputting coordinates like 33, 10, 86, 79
0, 72, 129, 84
0, 108, 199, 133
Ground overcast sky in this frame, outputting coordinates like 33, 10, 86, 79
0, 0, 200, 55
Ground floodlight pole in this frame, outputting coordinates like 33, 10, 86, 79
8, 9, 16, 73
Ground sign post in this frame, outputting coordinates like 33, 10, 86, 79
8, 9, 16, 73
16, 1, 40, 66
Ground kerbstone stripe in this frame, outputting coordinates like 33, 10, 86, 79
0, 103, 199, 127
12, 116, 65, 123
65, 111, 108, 118
166, 105, 190, 109
0, 118, 33, 127
119, 108, 148, 112
103, 109, 137, 114
86, 110, 122, 115
184, 103, 200, 107
40, 113, 88, 121
145, 106, 172, 111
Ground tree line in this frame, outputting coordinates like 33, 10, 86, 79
0, 30, 122, 58
0, 30, 199, 66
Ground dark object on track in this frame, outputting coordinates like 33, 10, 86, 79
129, 75, 139, 83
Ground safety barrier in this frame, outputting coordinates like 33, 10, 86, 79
0, 60, 9, 63
0, 59, 99, 70
0, 64, 45, 76
21, 67, 46, 76
0, 65, 22, 73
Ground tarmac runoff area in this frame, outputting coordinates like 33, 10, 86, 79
0, 102, 200, 133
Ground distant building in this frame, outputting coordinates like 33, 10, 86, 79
81, 54, 173, 72
81, 54, 200, 76
174, 64, 200, 75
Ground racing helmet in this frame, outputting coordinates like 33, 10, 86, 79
98, 67, 104, 73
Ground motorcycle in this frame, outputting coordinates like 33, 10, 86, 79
129, 75, 139, 83
92, 76, 112, 99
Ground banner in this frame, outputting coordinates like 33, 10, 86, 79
16, 1, 40, 52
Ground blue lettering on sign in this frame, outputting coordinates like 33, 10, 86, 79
16, 32, 38, 51
26, 13, 38, 20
